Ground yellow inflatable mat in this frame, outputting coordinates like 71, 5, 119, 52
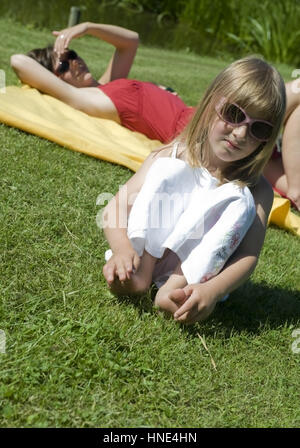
0, 85, 161, 172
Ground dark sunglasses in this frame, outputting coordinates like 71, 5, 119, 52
215, 98, 274, 142
55, 50, 78, 75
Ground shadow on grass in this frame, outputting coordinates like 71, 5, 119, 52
201, 281, 300, 338
116, 281, 300, 338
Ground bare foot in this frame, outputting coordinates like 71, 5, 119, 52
108, 274, 148, 297
154, 288, 189, 317
168, 288, 188, 307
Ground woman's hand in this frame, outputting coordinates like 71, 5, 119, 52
173, 283, 219, 325
52, 22, 89, 56
103, 249, 140, 286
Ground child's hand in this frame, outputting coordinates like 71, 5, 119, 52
103, 249, 140, 286
173, 283, 218, 325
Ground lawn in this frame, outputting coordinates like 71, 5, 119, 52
0, 18, 300, 428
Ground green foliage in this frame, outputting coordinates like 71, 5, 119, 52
1, 0, 300, 64
174, 0, 300, 64
225, 0, 300, 65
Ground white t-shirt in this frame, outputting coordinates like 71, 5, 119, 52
126, 150, 256, 286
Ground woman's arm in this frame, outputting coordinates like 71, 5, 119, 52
172, 176, 274, 324
10, 54, 78, 103
53, 22, 139, 84
10, 53, 119, 119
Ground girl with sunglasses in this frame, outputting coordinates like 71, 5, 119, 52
102, 56, 286, 324
10, 24, 289, 323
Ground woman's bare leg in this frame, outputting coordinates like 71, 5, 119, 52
263, 157, 288, 192
280, 104, 300, 209
263, 82, 300, 210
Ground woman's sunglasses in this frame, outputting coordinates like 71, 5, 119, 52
215, 98, 274, 142
55, 50, 78, 75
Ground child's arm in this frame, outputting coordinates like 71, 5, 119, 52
168, 176, 274, 324
102, 183, 140, 285
102, 148, 170, 285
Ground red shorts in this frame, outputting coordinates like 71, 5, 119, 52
99, 79, 195, 143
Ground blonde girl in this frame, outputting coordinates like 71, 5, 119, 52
102, 56, 286, 324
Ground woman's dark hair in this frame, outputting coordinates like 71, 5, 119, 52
27, 45, 55, 72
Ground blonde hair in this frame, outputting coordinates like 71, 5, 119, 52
180, 56, 286, 186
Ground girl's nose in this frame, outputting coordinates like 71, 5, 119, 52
232, 124, 248, 139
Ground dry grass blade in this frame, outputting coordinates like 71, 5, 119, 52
197, 332, 217, 371
63, 221, 78, 239
62, 290, 66, 307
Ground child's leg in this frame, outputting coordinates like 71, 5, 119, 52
154, 262, 188, 315
109, 250, 157, 296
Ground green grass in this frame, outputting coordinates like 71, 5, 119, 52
0, 18, 300, 428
